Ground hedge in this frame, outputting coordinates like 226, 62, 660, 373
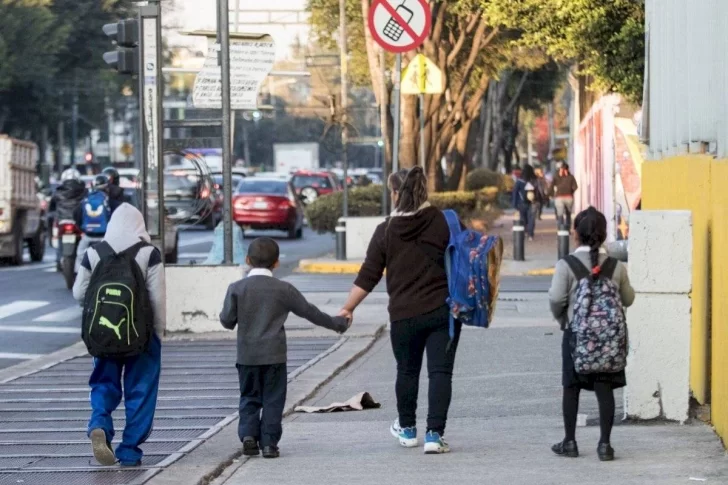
466, 168, 514, 193
306, 185, 500, 234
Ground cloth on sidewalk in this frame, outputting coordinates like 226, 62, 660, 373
294, 392, 381, 414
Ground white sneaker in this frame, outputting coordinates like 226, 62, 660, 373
424, 431, 450, 454
390, 418, 418, 448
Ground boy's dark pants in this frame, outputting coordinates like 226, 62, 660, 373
236, 363, 287, 447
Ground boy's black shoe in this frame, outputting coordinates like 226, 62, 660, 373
242, 437, 260, 456
597, 443, 615, 461
90, 428, 117, 466
262, 445, 280, 459
551, 439, 579, 458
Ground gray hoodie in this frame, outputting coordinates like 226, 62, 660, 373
73, 203, 167, 337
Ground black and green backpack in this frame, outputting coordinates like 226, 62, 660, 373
82, 241, 153, 358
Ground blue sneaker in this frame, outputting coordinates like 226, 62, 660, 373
424, 431, 450, 454
390, 418, 418, 448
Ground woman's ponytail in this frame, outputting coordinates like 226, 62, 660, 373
394, 166, 428, 213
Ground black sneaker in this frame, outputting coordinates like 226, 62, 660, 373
551, 439, 579, 458
597, 443, 615, 461
262, 445, 280, 459
90, 428, 117, 466
242, 436, 260, 456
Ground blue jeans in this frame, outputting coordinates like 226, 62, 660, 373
88, 335, 162, 465
518, 204, 538, 238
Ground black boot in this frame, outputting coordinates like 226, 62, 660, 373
597, 443, 615, 461
551, 439, 579, 458
242, 436, 260, 456
262, 445, 280, 459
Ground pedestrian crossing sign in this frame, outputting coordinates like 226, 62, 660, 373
401, 54, 444, 95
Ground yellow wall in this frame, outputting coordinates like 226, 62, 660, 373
711, 160, 728, 440
642, 154, 728, 443
642, 156, 712, 404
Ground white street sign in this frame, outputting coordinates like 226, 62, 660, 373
192, 39, 276, 110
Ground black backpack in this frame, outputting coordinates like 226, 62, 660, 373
82, 241, 154, 359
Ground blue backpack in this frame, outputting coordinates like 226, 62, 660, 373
81, 191, 111, 235
443, 209, 504, 338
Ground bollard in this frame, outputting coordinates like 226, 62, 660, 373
512, 215, 525, 261
335, 219, 347, 261
557, 224, 570, 260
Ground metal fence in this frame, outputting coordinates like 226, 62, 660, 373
645, 0, 728, 159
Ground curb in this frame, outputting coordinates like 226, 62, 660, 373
297, 259, 362, 274
525, 268, 555, 276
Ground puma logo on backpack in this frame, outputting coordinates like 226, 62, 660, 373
82, 241, 154, 358
565, 256, 628, 374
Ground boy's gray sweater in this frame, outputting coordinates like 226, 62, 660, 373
220, 271, 348, 366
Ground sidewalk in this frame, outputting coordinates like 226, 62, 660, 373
216, 294, 728, 485
298, 210, 562, 277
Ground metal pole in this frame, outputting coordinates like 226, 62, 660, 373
154, 2, 164, 248
557, 223, 570, 260
392, 54, 402, 173
379, 48, 389, 216
418, 93, 425, 169
137, 6, 147, 223
513, 212, 525, 261
339, 0, 349, 219
219, 0, 233, 264
71, 92, 78, 167
242, 118, 251, 166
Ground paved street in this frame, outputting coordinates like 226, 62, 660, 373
0, 227, 334, 371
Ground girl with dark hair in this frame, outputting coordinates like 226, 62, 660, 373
548, 207, 635, 461
338, 166, 462, 455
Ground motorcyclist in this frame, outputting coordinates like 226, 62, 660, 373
75, 175, 112, 273
102, 167, 131, 213
50, 169, 87, 271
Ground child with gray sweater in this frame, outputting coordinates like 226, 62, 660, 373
220, 237, 349, 458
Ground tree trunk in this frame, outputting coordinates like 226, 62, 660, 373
400, 94, 417, 169
488, 74, 510, 170
481, 83, 494, 169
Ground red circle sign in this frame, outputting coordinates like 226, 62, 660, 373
368, 0, 432, 54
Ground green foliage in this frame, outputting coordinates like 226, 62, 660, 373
465, 168, 506, 191
484, 0, 645, 103
305, 186, 500, 233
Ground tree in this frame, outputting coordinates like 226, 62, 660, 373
0, 0, 68, 133
309, 0, 506, 191
484, 0, 645, 103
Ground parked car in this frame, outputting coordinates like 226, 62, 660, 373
233, 178, 304, 239
164, 169, 218, 229
210, 171, 247, 219
290, 170, 340, 206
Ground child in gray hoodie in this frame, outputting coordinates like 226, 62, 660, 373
73, 203, 166, 467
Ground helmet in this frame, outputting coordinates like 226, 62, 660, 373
93, 174, 109, 189
60, 168, 81, 181
102, 167, 120, 186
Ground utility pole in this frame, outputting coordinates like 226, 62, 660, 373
379, 48, 389, 216
219, 0, 234, 263
57, 91, 64, 175
106, 96, 115, 165
339, 0, 349, 217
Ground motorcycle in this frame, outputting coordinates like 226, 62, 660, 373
56, 219, 81, 290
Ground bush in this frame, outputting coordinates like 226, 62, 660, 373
305, 185, 384, 233
466, 168, 505, 191
306, 185, 500, 234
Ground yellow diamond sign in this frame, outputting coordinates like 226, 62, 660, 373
401, 54, 444, 95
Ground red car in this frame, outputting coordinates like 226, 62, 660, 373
233, 178, 305, 239
290, 170, 340, 205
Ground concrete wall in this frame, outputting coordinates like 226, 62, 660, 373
625, 211, 692, 423
342, 217, 385, 260
166, 265, 243, 333
711, 160, 728, 441
642, 157, 711, 404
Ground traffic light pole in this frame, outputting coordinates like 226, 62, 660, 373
218, 0, 234, 264
138, 2, 164, 250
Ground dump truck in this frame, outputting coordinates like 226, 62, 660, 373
0, 135, 46, 265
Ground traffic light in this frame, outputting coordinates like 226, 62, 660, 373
102, 19, 139, 75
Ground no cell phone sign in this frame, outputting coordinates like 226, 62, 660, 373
368, 0, 432, 54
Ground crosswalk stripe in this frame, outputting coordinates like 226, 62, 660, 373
33, 306, 81, 323
0, 352, 42, 360
0, 263, 54, 273
0, 325, 78, 334
0, 301, 50, 320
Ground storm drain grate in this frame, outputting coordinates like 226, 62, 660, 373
0, 337, 338, 483
0, 470, 147, 485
